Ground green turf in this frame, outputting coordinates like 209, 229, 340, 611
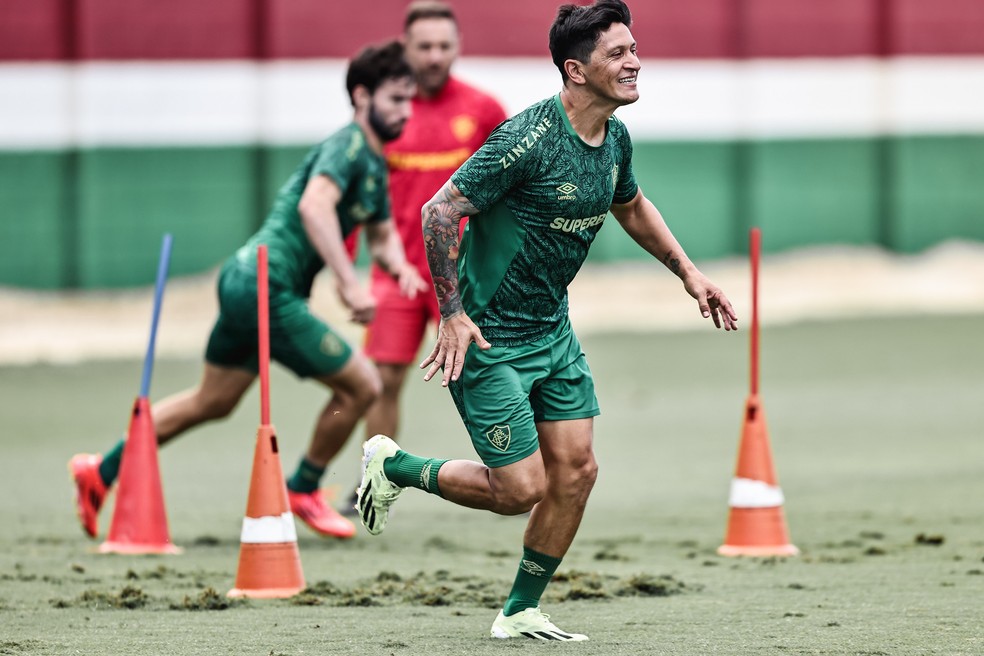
1, 315, 982, 655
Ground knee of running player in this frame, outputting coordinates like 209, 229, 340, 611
488, 466, 547, 515
551, 452, 599, 505
325, 354, 383, 414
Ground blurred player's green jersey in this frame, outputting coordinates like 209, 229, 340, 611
236, 122, 390, 296
450, 94, 638, 346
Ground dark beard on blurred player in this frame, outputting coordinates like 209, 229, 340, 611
369, 103, 405, 142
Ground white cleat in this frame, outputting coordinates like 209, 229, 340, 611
356, 434, 402, 535
490, 607, 588, 641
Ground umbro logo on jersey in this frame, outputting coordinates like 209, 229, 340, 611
556, 182, 578, 200
521, 559, 547, 576
420, 462, 432, 491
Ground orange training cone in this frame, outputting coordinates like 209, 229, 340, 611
228, 244, 304, 598
227, 424, 305, 598
717, 395, 798, 556
718, 227, 797, 557
99, 397, 181, 554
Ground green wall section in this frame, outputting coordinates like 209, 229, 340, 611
589, 141, 738, 263
749, 138, 882, 250
0, 152, 71, 289
75, 147, 259, 288
892, 135, 984, 252
0, 136, 981, 289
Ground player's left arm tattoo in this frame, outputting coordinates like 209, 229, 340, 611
421, 182, 479, 319
662, 251, 681, 276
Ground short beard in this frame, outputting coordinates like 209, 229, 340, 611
368, 104, 403, 142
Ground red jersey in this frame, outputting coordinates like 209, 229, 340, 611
378, 76, 506, 278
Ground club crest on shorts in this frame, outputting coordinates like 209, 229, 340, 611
485, 424, 511, 451
320, 333, 344, 356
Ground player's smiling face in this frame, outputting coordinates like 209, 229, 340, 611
583, 22, 640, 106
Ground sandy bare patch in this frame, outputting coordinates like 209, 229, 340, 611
1, 241, 982, 365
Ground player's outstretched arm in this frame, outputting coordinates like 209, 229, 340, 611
611, 189, 738, 331
420, 182, 491, 386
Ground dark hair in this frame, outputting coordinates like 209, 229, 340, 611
548, 0, 632, 82
404, 0, 457, 31
345, 40, 413, 106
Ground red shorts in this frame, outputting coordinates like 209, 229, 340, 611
363, 267, 440, 365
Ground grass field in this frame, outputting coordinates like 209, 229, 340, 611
1, 314, 982, 655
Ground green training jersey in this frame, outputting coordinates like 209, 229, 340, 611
450, 94, 638, 346
237, 122, 390, 296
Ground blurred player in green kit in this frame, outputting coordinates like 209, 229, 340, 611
70, 41, 426, 540
339, 1, 507, 512
355, 0, 738, 641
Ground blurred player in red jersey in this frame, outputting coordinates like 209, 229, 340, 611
343, 2, 506, 510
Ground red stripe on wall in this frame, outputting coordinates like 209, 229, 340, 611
75, 0, 259, 60
622, 0, 738, 59
1, 0, 983, 61
0, 0, 69, 60
895, 0, 984, 54
265, 0, 401, 59
741, 0, 879, 57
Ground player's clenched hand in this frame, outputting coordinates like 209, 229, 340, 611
420, 313, 491, 387
337, 279, 376, 325
682, 272, 739, 331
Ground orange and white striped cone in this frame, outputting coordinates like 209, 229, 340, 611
718, 395, 799, 557
228, 425, 305, 598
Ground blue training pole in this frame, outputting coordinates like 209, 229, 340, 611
139, 233, 173, 399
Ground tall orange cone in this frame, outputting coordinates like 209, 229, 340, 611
101, 234, 180, 555
228, 425, 305, 598
718, 228, 798, 557
228, 244, 305, 598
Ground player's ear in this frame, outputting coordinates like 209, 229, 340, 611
352, 85, 371, 111
564, 59, 585, 85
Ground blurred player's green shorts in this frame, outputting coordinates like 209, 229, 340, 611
448, 318, 599, 469
204, 257, 353, 378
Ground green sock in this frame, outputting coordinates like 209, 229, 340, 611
502, 546, 562, 616
286, 456, 325, 494
98, 439, 126, 487
382, 450, 447, 497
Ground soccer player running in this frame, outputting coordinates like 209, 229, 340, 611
345, 1, 506, 510
356, 0, 738, 641
69, 41, 426, 541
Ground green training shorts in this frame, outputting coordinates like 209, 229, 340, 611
447, 318, 599, 469
204, 258, 353, 378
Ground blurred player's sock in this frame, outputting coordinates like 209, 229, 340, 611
69, 453, 108, 538
502, 546, 562, 616
382, 450, 447, 497
98, 438, 125, 487
286, 456, 325, 494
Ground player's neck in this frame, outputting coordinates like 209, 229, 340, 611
416, 76, 452, 101
354, 116, 385, 155
558, 87, 615, 147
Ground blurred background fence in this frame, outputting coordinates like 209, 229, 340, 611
1, 0, 982, 289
